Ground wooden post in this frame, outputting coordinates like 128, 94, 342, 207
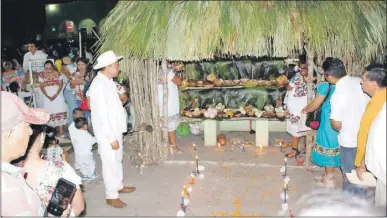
305, 45, 315, 166
161, 59, 169, 154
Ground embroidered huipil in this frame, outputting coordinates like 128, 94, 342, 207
1, 161, 46, 216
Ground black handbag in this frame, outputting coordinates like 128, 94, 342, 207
305, 84, 332, 130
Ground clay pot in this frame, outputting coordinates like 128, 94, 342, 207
296, 157, 305, 166
217, 134, 227, 146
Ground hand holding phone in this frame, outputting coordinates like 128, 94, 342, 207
47, 178, 76, 217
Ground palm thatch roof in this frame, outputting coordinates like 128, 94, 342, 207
100, 1, 386, 66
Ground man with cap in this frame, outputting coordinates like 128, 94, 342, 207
87, 51, 136, 208
1, 91, 70, 216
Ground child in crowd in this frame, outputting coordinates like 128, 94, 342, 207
69, 116, 98, 180
43, 126, 68, 163
116, 82, 136, 132
68, 108, 84, 171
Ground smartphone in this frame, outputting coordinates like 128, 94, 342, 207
46, 178, 76, 217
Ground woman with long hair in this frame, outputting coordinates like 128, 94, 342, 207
70, 57, 91, 120
57, 59, 77, 124
38, 60, 67, 137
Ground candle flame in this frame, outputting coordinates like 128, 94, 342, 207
259, 144, 263, 152
181, 190, 185, 196
196, 156, 198, 159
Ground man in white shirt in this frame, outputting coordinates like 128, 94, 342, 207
158, 62, 183, 154
22, 40, 48, 73
323, 58, 370, 197
86, 51, 136, 208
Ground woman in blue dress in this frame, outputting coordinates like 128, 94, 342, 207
302, 81, 339, 188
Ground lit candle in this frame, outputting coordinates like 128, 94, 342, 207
190, 174, 195, 184
284, 158, 288, 177
196, 156, 199, 174
183, 185, 189, 197
260, 144, 263, 153
217, 143, 221, 152
181, 190, 185, 211
242, 143, 246, 152
193, 143, 197, 150
283, 183, 287, 203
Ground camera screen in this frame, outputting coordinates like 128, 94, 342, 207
51, 184, 70, 210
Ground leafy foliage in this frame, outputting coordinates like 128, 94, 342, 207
100, 1, 386, 71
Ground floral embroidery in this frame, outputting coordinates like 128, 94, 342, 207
313, 144, 340, 156
285, 111, 300, 124
291, 73, 307, 97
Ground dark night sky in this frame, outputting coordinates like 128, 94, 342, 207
1, 0, 114, 48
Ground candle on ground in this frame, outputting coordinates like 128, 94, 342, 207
189, 174, 195, 184
284, 158, 288, 176
181, 190, 185, 211
193, 143, 197, 150
196, 156, 199, 174
283, 183, 287, 203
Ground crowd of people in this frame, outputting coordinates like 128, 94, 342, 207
284, 57, 386, 208
1, 41, 136, 216
1, 39, 386, 216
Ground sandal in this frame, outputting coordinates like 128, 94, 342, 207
285, 148, 300, 158
316, 174, 335, 188
169, 145, 183, 155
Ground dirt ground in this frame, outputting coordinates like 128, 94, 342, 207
66, 131, 346, 216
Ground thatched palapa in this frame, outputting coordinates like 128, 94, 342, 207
99, 1, 386, 166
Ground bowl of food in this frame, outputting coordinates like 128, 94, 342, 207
213, 79, 223, 87
234, 112, 242, 118
264, 80, 272, 86
192, 111, 201, 118
240, 78, 249, 84
197, 81, 204, 87
184, 111, 193, 118
257, 80, 265, 86
188, 80, 197, 87
264, 105, 275, 113
203, 84, 214, 88
224, 80, 233, 86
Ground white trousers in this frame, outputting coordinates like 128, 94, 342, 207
375, 179, 386, 207
75, 153, 96, 177
98, 136, 124, 199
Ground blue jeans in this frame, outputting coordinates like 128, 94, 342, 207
340, 146, 367, 198
63, 89, 77, 123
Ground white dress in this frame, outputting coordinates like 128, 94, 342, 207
39, 73, 68, 127
285, 73, 308, 137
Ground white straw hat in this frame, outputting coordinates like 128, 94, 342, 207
93, 51, 123, 70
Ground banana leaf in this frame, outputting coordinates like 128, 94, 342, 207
180, 86, 286, 110
185, 59, 284, 80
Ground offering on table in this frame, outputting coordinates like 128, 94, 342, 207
207, 73, 216, 82
213, 79, 223, 87
264, 105, 275, 113
197, 81, 203, 87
